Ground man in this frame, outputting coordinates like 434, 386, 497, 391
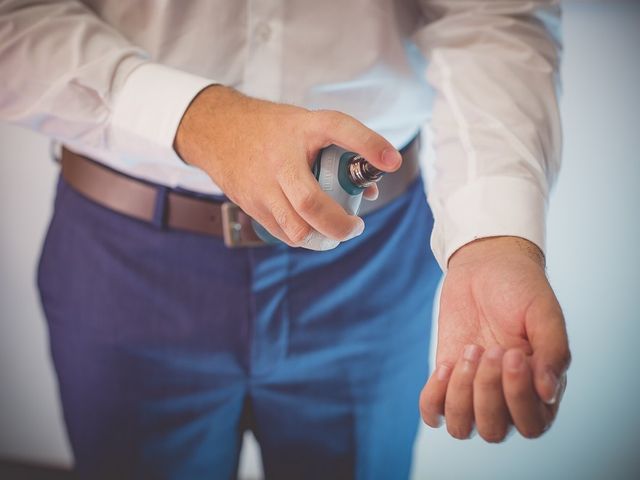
0, 0, 571, 479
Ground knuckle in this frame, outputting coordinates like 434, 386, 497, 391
438, 361, 455, 376
270, 203, 289, 229
358, 127, 375, 147
296, 190, 321, 215
450, 378, 474, 394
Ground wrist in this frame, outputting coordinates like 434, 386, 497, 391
448, 236, 545, 270
174, 84, 233, 162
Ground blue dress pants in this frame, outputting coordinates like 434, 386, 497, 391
37, 174, 441, 479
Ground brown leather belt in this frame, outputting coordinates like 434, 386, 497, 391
60, 136, 421, 247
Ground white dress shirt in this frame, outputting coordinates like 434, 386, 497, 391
0, 0, 562, 270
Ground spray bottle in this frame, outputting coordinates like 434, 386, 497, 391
252, 145, 384, 250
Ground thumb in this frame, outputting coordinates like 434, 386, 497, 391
309, 110, 402, 172
526, 295, 571, 405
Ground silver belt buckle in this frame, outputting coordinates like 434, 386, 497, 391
221, 202, 265, 248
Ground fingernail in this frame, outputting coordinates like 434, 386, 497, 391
344, 219, 365, 241
302, 231, 340, 251
381, 148, 401, 168
505, 350, 524, 372
543, 369, 560, 405
463, 344, 482, 362
302, 231, 314, 246
318, 236, 340, 250
437, 364, 451, 381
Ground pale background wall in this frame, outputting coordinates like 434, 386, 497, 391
1, 1, 639, 478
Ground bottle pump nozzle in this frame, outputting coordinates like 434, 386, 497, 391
346, 155, 384, 188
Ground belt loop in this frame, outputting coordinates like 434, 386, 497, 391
151, 186, 169, 229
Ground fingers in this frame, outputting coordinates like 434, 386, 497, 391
502, 349, 551, 439
420, 362, 453, 428
444, 344, 483, 439
250, 180, 365, 248
259, 109, 396, 243
422, 345, 558, 442
473, 346, 511, 443
526, 298, 571, 405
310, 110, 402, 172
277, 162, 364, 242
246, 187, 310, 247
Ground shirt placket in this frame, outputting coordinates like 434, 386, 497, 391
243, 0, 284, 101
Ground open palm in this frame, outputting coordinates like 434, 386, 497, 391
420, 237, 571, 442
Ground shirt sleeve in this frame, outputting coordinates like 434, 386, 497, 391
414, 0, 563, 271
0, 0, 213, 166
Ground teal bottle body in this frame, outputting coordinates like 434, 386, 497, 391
252, 145, 365, 247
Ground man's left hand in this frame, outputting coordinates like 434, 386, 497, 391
419, 236, 571, 442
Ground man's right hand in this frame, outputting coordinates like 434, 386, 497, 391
173, 85, 401, 247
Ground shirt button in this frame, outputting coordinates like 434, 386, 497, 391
255, 22, 272, 43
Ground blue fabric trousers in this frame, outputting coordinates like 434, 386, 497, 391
37, 174, 441, 480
